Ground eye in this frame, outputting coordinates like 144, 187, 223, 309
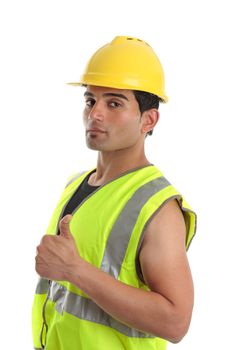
85, 98, 95, 108
108, 101, 122, 108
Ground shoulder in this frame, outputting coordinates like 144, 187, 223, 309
139, 198, 193, 301
139, 199, 187, 273
142, 199, 186, 248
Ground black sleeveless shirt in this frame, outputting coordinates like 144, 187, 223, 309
62, 172, 99, 218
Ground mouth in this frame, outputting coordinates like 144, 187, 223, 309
87, 129, 106, 133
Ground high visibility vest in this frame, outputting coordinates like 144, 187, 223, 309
32, 164, 197, 350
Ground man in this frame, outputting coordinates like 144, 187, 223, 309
33, 36, 197, 350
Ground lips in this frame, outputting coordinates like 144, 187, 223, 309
87, 128, 106, 133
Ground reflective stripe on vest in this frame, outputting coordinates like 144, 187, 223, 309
100, 176, 170, 278
48, 281, 154, 338
36, 278, 50, 294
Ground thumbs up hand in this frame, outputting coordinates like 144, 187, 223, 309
35, 215, 81, 281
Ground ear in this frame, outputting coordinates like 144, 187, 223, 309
141, 109, 160, 135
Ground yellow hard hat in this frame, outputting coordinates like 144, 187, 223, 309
68, 36, 168, 102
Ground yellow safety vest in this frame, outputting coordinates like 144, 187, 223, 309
32, 164, 197, 350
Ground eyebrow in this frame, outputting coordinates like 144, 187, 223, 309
84, 91, 129, 101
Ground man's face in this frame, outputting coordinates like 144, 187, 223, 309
83, 85, 143, 152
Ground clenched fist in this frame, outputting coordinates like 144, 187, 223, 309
35, 215, 81, 281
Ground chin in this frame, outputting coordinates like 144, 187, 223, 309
86, 141, 103, 151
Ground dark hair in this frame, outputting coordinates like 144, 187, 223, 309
133, 90, 163, 136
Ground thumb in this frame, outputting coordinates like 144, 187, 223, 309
59, 215, 73, 238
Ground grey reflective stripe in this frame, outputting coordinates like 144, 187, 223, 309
35, 278, 50, 294
34, 348, 43, 350
49, 282, 154, 338
65, 171, 87, 188
100, 176, 171, 278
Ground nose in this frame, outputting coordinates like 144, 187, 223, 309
87, 101, 104, 122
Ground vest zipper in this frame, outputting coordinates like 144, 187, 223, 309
39, 280, 51, 349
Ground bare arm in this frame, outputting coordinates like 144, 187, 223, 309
138, 199, 194, 341
36, 199, 194, 343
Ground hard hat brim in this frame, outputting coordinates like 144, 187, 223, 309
66, 81, 168, 103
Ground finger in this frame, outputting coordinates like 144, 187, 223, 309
59, 214, 73, 238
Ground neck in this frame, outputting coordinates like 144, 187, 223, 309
89, 144, 151, 186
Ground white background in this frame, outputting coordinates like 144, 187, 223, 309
0, 0, 232, 348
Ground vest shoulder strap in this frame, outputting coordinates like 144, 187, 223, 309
65, 171, 88, 188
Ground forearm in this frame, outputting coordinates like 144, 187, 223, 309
65, 258, 181, 342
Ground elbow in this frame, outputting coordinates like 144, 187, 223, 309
168, 329, 188, 344
168, 331, 186, 344
166, 312, 192, 344
151, 308, 192, 344
149, 320, 190, 344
